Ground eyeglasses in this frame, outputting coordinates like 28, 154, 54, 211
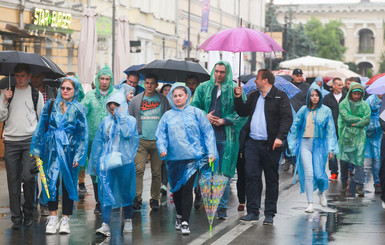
61, 86, 73, 91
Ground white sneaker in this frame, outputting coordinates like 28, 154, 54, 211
59, 217, 70, 234
305, 203, 314, 213
181, 221, 190, 235
46, 215, 59, 234
382, 201, 385, 209
123, 219, 132, 233
96, 223, 111, 237
318, 192, 327, 207
175, 215, 182, 230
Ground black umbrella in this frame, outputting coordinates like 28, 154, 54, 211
240, 74, 256, 84
0, 51, 65, 79
139, 59, 210, 83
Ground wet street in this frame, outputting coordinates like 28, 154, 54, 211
0, 160, 384, 245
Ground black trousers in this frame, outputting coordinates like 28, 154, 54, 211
4, 139, 36, 224
173, 172, 197, 223
236, 152, 246, 204
380, 137, 385, 202
48, 177, 74, 215
244, 138, 281, 217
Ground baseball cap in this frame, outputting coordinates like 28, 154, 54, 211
351, 88, 363, 93
292, 68, 303, 75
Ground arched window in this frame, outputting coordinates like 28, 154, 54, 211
359, 29, 374, 53
358, 62, 373, 76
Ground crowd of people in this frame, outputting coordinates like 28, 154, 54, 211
1, 62, 385, 238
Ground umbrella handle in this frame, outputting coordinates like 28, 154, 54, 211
209, 159, 214, 173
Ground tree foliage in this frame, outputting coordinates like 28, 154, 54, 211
378, 52, 385, 73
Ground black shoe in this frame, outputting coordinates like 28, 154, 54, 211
240, 212, 259, 221
94, 202, 101, 215
263, 215, 274, 225
11, 222, 22, 230
375, 184, 381, 194
281, 160, 290, 172
150, 199, 160, 210
133, 197, 142, 210
24, 218, 33, 228
79, 183, 87, 193
341, 182, 348, 193
194, 194, 203, 209
216, 208, 227, 220
356, 186, 365, 197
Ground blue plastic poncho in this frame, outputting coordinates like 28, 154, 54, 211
156, 84, 218, 193
364, 94, 383, 159
30, 77, 89, 202
118, 83, 135, 107
287, 83, 338, 194
313, 77, 329, 97
87, 92, 139, 208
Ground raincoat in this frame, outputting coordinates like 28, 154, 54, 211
365, 94, 383, 159
190, 61, 247, 178
156, 84, 218, 193
118, 83, 135, 107
81, 65, 117, 142
287, 83, 338, 193
87, 92, 139, 208
30, 77, 89, 202
74, 74, 85, 102
313, 77, 329, 97
338, 82, 371, 166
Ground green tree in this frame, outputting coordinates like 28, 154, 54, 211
378, 52, 385, 73
346, 62, 358, 73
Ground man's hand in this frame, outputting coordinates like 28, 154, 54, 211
272, 138, 283, 151
211, 118, 225, 126
328, 152, 334, 160
350, 123, 356, 127
160, 152, 167, 158
73, 162, 79, 168
207, 110, 217, 124
234, 86, 242, 98
3, 88, 12, 104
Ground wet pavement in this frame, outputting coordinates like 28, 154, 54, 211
0, 160, 384, 244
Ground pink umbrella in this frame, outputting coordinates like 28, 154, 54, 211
198, 26, 284, 85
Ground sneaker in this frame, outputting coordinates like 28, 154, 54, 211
94, 202, 101, 215
123, 219, 132, 233
79, 183, 87, 193
341, 182, 348, 194
160, 184, 167, 195
40, 205, 50, 216
175, 215, 182, 230
281, 160, 291, 172
263, 215, 274, 225
356, 186, 365, 197
133, 197, 142, 210
329, 173, 338, 181
374, 184, 381, 194
59, 217, 70, 234
24, 217, 33, 228
305, 203, 314, 213
217, 208, 227, 220
11, 222, 22, 230
240, 212, 259, 221
194, 194, 203, 209
181, 221, 190, 235
237, 203, 245, 211
318, 192, 327, 207
46, 215, 59, 234
150, 199, 160, 210
96, 223, 111, 237
382, 201, 385, 209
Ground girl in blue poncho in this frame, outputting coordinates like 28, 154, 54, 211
365, 94, 383, 194
287, 84, 338, 213
156, 84, 217, 235
31, 77, 89, 234
88, 92, 139, 237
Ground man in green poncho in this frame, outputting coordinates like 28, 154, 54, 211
338, 82, 370, 196
82, 65, 117, 214
190, 61, 247, 219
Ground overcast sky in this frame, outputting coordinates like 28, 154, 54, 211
271, 0, 385, 4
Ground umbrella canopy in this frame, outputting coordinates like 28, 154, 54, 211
113, 15, 131, 84
198, 26, 284, 53
124, 64, 145, 80
77, 8, 97, 93
321, 68, 360, 79
243, 76, 301, 99
0, 51, 65, 78
240, 74, 255, 84
366, 73, 385, 86
139, 59, 210, 83
272, 69, 292, 76
367, 76, 385, 95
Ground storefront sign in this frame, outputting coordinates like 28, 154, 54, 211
27, 8, 73, 34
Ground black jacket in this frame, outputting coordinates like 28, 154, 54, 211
290, 81, 310, 112
323, 91, 346, 133
234, 86, 293, 151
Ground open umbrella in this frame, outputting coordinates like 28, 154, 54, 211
0, 51, 65, 79
198, 26, 284, 86
367, 76, 385, 95
239, 74, 255, 84
139, 59, 210, 83
366, 73, 385, 86
243, 76, 301, 98
124, 64, 145, 80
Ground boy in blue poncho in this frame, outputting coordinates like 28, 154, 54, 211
156, 84, 217, 235
88, 92, 139, 237
30, 77, 89, 234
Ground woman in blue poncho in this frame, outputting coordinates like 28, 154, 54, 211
156, 84, 217, 235
313, 76, 330, 97
88, 92, 139, 237
30, 77, 89, 234
287, 84, 338, 213
365, 94, 383, 194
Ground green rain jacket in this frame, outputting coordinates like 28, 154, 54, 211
190, 61, 247, 178
81, 65, 117, 141
337, 82, 371, 166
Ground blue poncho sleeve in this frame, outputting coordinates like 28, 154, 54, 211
30, 100, 53, 157
287, 105, 307, 156
74, 104, 89, 166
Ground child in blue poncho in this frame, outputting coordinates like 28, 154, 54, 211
156, 84, 217, 235
88, 92, 139, 237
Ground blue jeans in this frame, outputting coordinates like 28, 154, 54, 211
101, 205, 133, 225
328, 155, 339, 175
300, 138, 315, 203
340, 160, 365, 187
216, 141, 230, 210
371, 158, 380, 186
